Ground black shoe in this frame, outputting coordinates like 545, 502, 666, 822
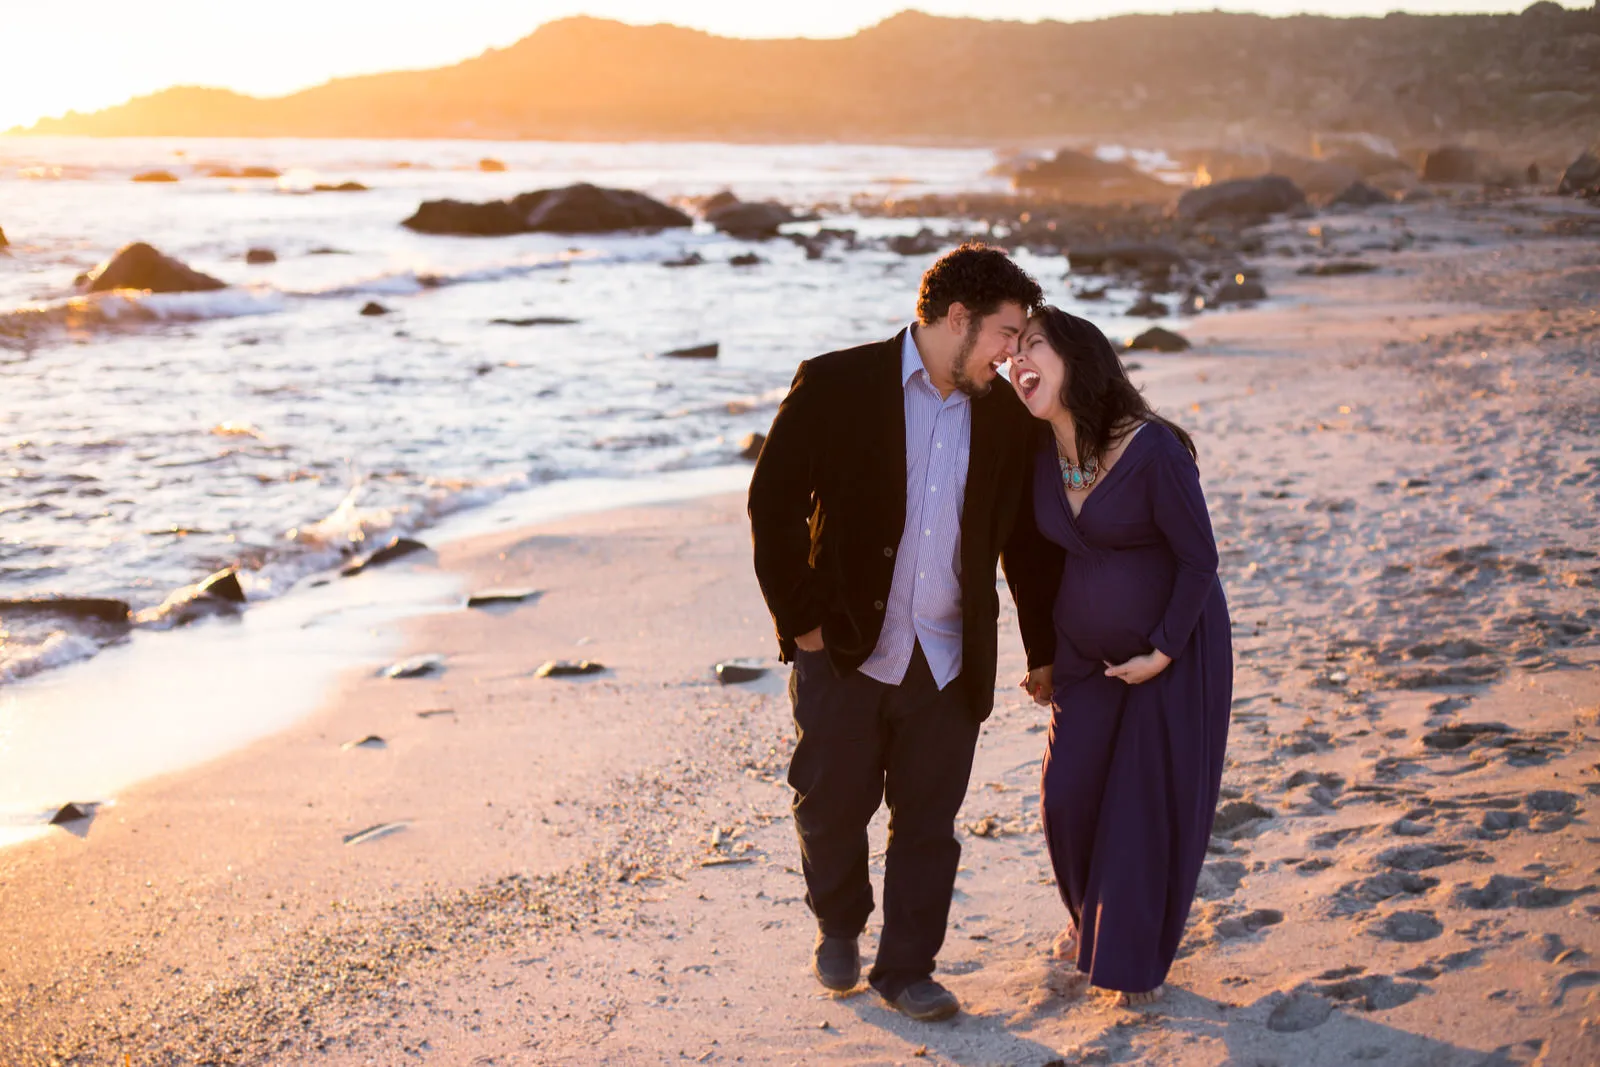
813, 933, 860, 992
887, 979, 960, 1022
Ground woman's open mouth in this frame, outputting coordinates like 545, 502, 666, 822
1016, 369, 1041, 400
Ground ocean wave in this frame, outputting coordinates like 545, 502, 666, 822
0, 288, 287, 348
0, 629, 103, 685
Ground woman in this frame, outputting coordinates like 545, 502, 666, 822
1009, 306, 1232, 1006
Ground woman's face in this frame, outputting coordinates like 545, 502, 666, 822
1010, 319, 1068, 421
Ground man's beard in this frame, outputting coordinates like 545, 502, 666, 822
948, 321, 992, 398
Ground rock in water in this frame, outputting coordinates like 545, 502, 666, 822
198, 568, 247, 603
738, 433, 766, 460
0, 225, 8, 247
1297, 261, 1378, 276
1127, 294, 1168, 318
512, 183, 692, 233
132, 170, 179, 182
81, 242, 226, 294
1558, 145, 1600, 197
490, 316, 579, 326
49, 802, 95, 825
1177, 176, 1306, 221
705, 200, 795, 239
311, 181, 368, 192
1329, 181, 1390, 208
0, 596, 131, 624
478, 157, 507, 172
1012, 149, 1175, 202
359, 301, 390, 317
341, 536, 427, 575
536, 660, 606, 678
1067, 243, 1186, 274
402, 199, 527, 236
1126, 327, 1190, 352
662, 343, 719, 360
729, 252, 763, 267
244, 247, 277, 264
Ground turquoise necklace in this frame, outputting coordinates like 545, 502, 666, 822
1058, 451, 1100, 491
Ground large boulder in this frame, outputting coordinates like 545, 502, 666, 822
80, 243, 226, 293
511, 183, 691, 233
1177, 175, 1307, 221
705, 200, 795, 239
1268, 153, 1364, 198
1014, 148, 1176, 203
1422, 145, 1484, 183
402, 199, 526, 236
1068, 243, 1187, 274
1558, 145, 1600, 197
1329, 181, 1391, 208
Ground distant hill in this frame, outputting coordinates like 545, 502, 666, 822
12, 8, 1600, 155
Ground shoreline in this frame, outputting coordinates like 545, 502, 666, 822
2, 199, 1598, 1065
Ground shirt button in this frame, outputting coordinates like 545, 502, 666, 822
936, 442, 943, 449
918, 571, 925, 579
923, 529, 931, 536
883, 546, 894, 557
930, 486, 937, 493
873, 600, 886, 611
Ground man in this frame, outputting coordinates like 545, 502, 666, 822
748, 244, 1062, 1021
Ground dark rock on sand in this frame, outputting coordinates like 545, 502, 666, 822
466, 588, 542, 608
402, 199, 527, 236
0, 596, 131, 624
729, 252, 763, 267
1127, 294, 1168, 318
491, 316, 579, 326
1126, 326, 1190, 352
739, 433, 766, 461
1329, 181, 1390, 208
342, 536, 427, 575
1212, 278, 1267, 305
132, 170, 179, 183
887, 230, 943, 256
535, 660, 606, 678
706, 200, 795, 239
715, 660, 769, 685
49, 802, 96, 825
1298, 261, 1379, 276
359, 301, 390, 317
341, 735, 387, 750
244, 248, 277, 265
381, 654, 444, 680
1177, 175, 1306, 221
662, 342, 719, 360
81, 243, 226, 294
663, 251, 705, 268
1558, 146, 1600, 198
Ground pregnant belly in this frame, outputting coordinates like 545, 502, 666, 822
1054, 547, 1175, 665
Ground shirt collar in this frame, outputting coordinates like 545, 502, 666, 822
902, 324, 969, 404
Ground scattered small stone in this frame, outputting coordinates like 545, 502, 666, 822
1297, 261, 1378, 276
342, 735, 387, 750
132, 170, 179, 183
244, 247, 277, 265
49, 802, 94, 825
715, 660, 768, 685
466, 588, 542, 609
342, 536, 428, 576
478, 158, 507, 172
490, 316, 579, 327
312, 181, 368, 193
381, 655, 445, 680
360, 301, 390, 316
343, 822, 408, 846
663, 251, 705, 268
536, 660, 606, 678
415, 708, 455, 719
729, 252, 763, 266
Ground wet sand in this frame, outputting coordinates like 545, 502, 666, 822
2, 194, 1598, 1066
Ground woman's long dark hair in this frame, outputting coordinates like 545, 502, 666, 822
1032, 305, 1197, 464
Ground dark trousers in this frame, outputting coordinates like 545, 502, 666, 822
786, 642, 980, 998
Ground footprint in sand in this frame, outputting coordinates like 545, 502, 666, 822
1377, 843, 1491, 871
1453, 874, 1595, 910
1196, 860, 1249, 901
1371, 910, 1443, 943
1215, 908, 1284, 940
1330, 871, 1440, 916
1314, 972, 1428, 1011
1551, 970, 1600, 1007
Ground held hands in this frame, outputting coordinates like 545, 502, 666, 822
1020, 665, 1054, 707
1104, 650, 1172, 685
793, 626, 826, 653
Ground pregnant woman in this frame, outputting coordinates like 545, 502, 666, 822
1009, 306, 1233, 1006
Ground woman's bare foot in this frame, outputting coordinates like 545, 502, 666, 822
1051, 927, 1079, 961
1119, 985, 1163, 1007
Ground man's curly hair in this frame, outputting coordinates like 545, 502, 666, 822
916, 243, 1044, 326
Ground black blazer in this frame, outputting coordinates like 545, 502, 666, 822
748, 328, 1063, 722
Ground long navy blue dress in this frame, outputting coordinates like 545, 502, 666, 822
1034, 422, 1232, 994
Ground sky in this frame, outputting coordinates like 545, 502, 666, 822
2, 0, 1587, 131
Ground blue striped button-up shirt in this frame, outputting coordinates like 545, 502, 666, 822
859, 326, 971, 690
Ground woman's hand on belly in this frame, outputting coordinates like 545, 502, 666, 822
1103, 649, 1172, 685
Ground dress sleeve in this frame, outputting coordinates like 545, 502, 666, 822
747, 360, 831, 643
1147, 435, 1220, 659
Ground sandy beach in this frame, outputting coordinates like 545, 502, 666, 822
3, 194, 1599, 1066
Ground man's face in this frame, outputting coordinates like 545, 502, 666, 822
950, 302, 1027, 398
